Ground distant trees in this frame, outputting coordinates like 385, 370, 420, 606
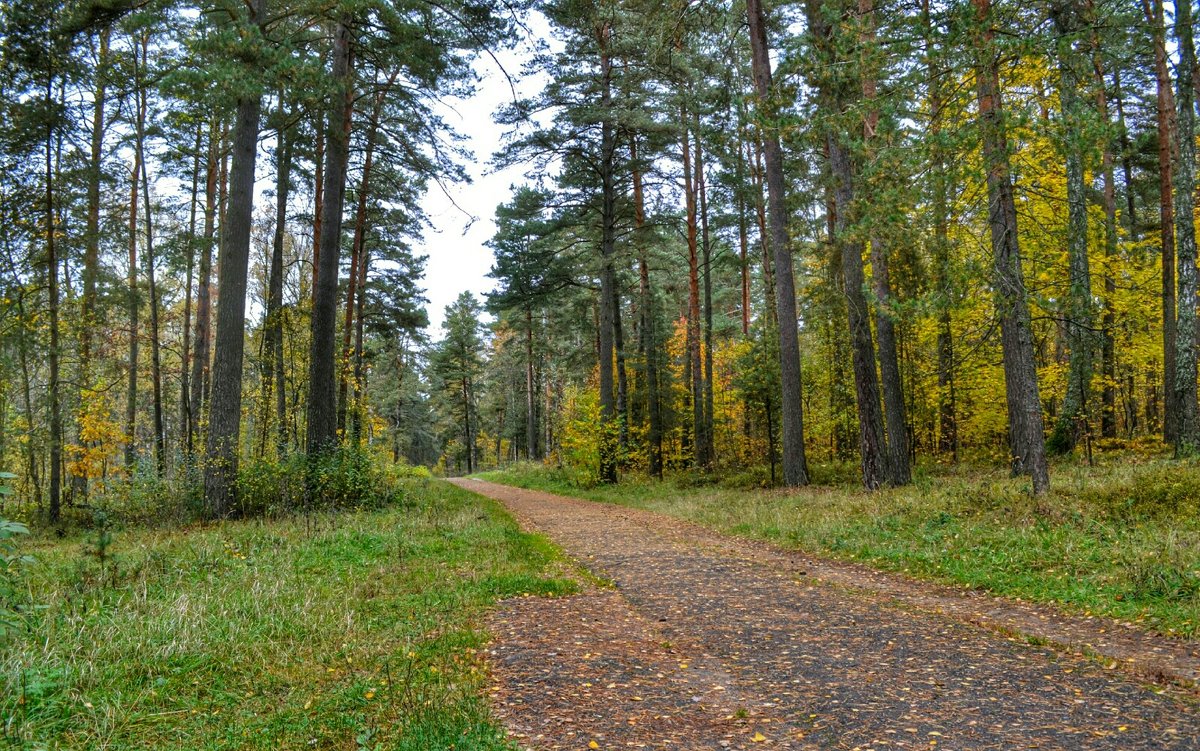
3, 0, 1200, 510
431, 293, 486, 474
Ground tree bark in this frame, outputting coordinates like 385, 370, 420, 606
134, 35, 165, 476
746, 0, 809, 486
1048, 4, 1095, 455
828, 135, 888, 490
77, 26, 108, 499
307, 15, 354, 455
311, 117, 324, 294
1144, 0, 1178, 443
525, 306, 538, 460
697, 123, 716, 467
45, 71, 62, 524
809, 0, 888, 489
973, 0, 1049, 494
181, 121, 201, 455
1092, 26, 1119, 440
1173, 0, 1200, 451
189, 120, 219, 455
632, 138, 663, 478
125, 149, 140, 469
267, 109, 292, 454
681, 109, 707, 469
203, 0, 266, 516
596, 20, 618, 484
861, 0, 910, 484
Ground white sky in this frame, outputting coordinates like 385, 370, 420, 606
416, 21, 548, 335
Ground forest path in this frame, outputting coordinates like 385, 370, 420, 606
451, 478, 1199, 750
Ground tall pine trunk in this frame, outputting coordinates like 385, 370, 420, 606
861, 0, 910, 484
1173, 0, 1200, 451
189, 121, 219, 455
809, 0, 888, 489
266, 110, 291, 454
78, 26, 108, 500
596, 20, 618, 484
973, 0, 1049, 494
307, 16, 354, 455
525, 307, 537, 460
746, 0, 809, 486
697, 123, 716, 467
181, 122, 201, 454
125, 151, 140, 469
134, 36, 166, 476
681, 110, 707, 469
45, 72, 62, 524
1093, 29, 1119, 440
203, 0, 266, 515
632, 139, 663, 477
1048, 4, 1095, 455
1144, 0, 1178, 443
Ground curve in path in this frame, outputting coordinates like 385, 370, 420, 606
454, 479, 1199, 751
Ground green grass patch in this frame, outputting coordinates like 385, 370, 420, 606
1, 478, 576, 750
480, 460, 1200, 639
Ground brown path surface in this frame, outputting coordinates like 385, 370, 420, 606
454, 479, 1200, 750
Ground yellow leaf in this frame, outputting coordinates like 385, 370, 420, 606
752, 732, 767, 742
589, 742, 600, 749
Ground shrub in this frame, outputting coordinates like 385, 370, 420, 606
0, 502, 31, 636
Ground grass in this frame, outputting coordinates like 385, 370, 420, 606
479, 458, 1200, 639
1, 478, 576, 750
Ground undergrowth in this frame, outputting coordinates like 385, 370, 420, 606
0, 478, 575, 749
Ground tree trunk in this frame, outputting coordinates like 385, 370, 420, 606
1093, 32, 1119, 440
45, 74, 62, 524
352, 243, 368, 443
697, 123, 716, 467
267, 110, 292, 454
125, 152, 140, 469
828, 134, 889, 489
746, 0, 809, 486
181, 121, 201, 455
681, 109, 706, 469
134, 36, 166, 476
1173, 0, 1200, 451
807, 0, 888, 489
924, 0, 957, 458
860, 0, 910, 484
596, 20, 618, 484
736, 138, 751, 337
77, 26, 108, 500
189, 120, 219, 455
632, 138, 663, 478
311, 117, 324, 294
525, 307, 537, 460
613, 277, 629, 451
750, 138, 776, 324
973, 0, 1050, 494
1145, 0, 1178, 443
1048, 5, 1095, 455
204, 0, 266, 516
307, 15, 354, 455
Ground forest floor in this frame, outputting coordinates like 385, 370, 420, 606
455, 477, 1200, 750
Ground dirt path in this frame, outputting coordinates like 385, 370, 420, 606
454, 479, 1199, 750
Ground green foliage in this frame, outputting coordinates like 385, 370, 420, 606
0, 514, 32, 638
236, 448, 423, 517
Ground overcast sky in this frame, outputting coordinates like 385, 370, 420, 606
415, 21, 548, 336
